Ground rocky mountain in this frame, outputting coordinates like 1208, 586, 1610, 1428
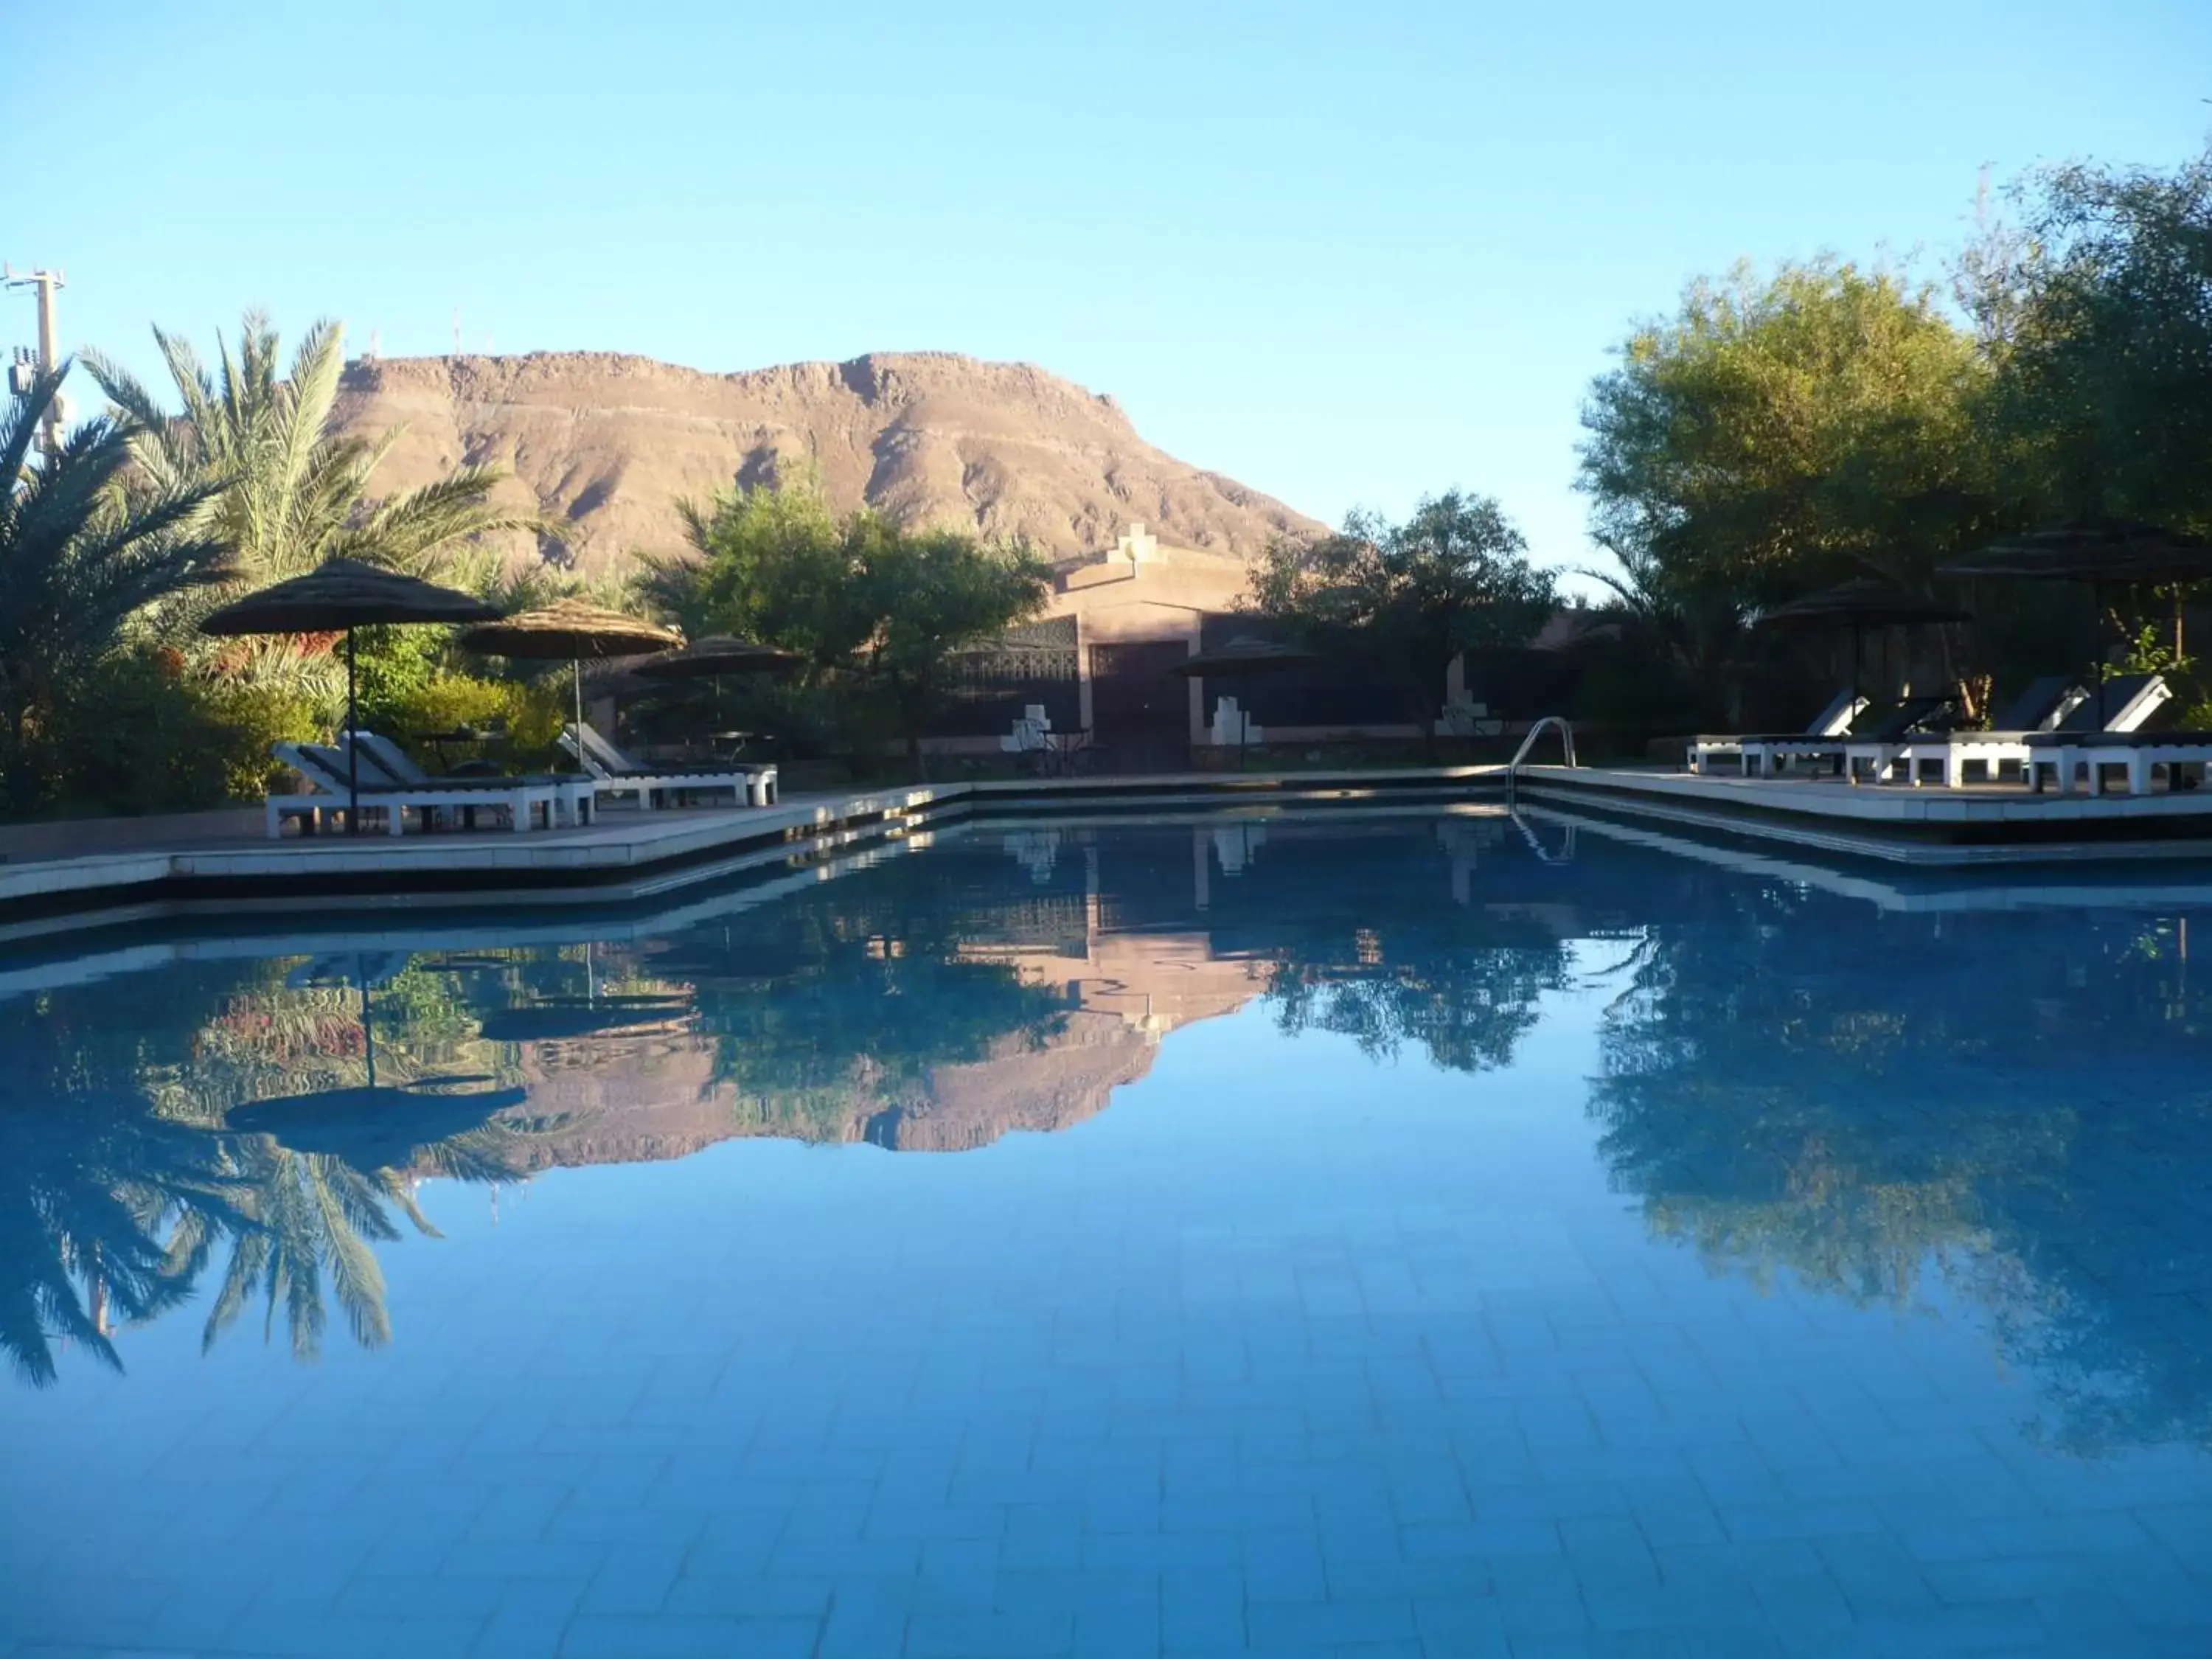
330, 349, 1325, 578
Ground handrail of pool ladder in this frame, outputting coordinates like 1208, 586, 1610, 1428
1506, 716, 1577, 783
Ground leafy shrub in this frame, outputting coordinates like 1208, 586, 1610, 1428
21, 649, 319, 816
372, 672, 568, 772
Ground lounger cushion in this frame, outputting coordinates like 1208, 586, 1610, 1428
1988, 675, 2082, 734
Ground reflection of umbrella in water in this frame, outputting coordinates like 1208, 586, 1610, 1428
227, 1079, 527, 1171
641, 939, 820, 984
229, 953, 523, 1170
1942, 521, 2212, 728
200, 558, 501, 831
476, 992, 695, 1043
459, 599, 683, 771
1753, 580, 1970, 705
1172, 636, 1324, 768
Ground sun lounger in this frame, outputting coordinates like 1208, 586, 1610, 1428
2023, 676, 2203, 794
1734, 696, 1957, 779
341, 731, 598, 830
265, 742, 591, 838
560, 723, 779, 808
1844, 675, 2093, 786
1687, 690, 1863, 776
2024, 729, 2212, 796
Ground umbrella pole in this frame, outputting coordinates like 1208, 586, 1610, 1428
358, 954, 377, 1090
572, 656, 585, 773
2093, 583, 2107, 731
346, 625, 361, 835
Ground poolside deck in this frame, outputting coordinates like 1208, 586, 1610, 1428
1513, 763, 2212, 862
0, 767, 1508, 940
10, 759, 2212, 941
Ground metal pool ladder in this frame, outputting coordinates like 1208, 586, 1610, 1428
1506, 715, 1577, 792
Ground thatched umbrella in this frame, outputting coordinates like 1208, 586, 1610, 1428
1753, 579, 1970, 704
459, 598, 682, 768
1942, 521, 2212, 726
633, 636, 800, 735
200, 557, 501, 830
634, 636, 800, 679
1172, 635, 1324, 767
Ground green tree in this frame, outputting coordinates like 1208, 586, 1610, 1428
1579, 259, 1990, 603
1971, 144, 2212, 534
1250, 490, 1554, 744
1576, 259, 1993, 721
649, 476, 1049, 777
0, 367, 229, 808
850, 520, 1051, 773
647, 473, 865, 662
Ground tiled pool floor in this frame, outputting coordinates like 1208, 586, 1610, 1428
4, 815, 2212, 1657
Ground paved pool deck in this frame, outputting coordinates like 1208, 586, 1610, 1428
1513, 764, 2212, 864
9, 762, 2212, 943
0, 769, 1507, 941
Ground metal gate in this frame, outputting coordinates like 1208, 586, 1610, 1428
1088, 640, 1192, 773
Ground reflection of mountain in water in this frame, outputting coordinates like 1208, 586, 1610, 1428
40, 808, 2212, 1449
501, 831, 1425, 1164
3, 815, 1561, 1383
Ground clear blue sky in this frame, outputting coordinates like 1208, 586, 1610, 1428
12, 1, 2210, 583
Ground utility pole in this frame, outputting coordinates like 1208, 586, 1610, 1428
4, 264, 67, 456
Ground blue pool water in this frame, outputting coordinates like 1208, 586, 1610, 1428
5, 810, 2212, 1658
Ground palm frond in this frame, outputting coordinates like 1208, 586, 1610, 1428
330, 466, 561, 573
311, 1163, 392, 1349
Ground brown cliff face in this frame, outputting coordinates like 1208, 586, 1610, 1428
493, 1015, 1164, 1167
473, 931, 1273, 1172
330, 350, 1325, 578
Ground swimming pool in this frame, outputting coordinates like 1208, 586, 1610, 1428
4, 809, 2211, 1657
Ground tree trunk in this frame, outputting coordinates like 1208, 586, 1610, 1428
908, 670, 933, 782
1402, 661, 1442, 760
1, 689, 35, 815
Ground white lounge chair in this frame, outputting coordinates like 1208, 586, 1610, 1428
1843, 675, 2092, 786
1739, 696, 1957, 780
2017, 675, 2194, 795
560, 723, 779, 808
1688, 690, 1863, 776
265, 742, 589, 838
341, 731, 598, 830
2028, 728, 2212, 796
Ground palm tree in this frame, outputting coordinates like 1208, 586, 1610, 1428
84, 314, 560, 716
0, 366, 230, 801
86, 312, 554, 583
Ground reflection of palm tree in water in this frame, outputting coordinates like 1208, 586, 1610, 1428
170, 959, 535, 1357
0, 1082, 249, 1387
1, 952, 554, 1382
